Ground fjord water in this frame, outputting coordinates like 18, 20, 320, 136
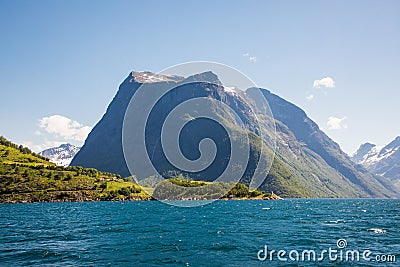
0, 199, 398, 266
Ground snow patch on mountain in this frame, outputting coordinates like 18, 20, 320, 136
353, 145, 383, 165
352, 136, 400, 179
39, 144, 80, 166
223, 86, 239, 95
131, 71, 183, 83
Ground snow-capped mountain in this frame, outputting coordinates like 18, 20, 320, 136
352, 136, 400, 180
39, 144, 81, 166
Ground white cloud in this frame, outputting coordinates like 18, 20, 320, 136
313, 77, 335, 88
306, 94, 314, 101
327, 116, 348, 130
243, 52, 257, 63
39, 115, 91, 142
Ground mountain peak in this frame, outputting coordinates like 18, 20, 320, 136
182, 71, 222, 86
130, 70, 222, 86
351, 136, 400, 180
246, 87, 270, 94
59, 143, 74, 149
359, 142, 376, 151
380, 136, 400, 155
39, 144, 81, 166
131, 71, 184, 83
352, 143, 377, 163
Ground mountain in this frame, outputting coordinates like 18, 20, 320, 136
39, 144, 81, 166
351, 143, 377, 164
352, 136, 400, 183
249, 89, 399, 197
71, 71, 399, 198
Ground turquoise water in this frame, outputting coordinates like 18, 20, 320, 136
0, 199, 399, 266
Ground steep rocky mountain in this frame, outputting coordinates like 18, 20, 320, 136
248, 89, 398, 197
71, 71, 399, 198
352, 137, 400, 182
39, 144, 80, 166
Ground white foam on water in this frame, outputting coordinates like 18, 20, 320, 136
368, 228, 387, 234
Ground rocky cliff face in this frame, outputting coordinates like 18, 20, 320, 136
71, 71, 399, 198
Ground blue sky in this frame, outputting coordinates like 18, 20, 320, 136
0, 0, 399, 154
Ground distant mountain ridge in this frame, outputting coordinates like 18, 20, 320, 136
352, 136, 400, 182
71, 70, 399, 198
39, 144, 80, 166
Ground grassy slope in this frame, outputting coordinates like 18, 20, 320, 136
0, 137, 276, 203
0, 137, 150, 203
152, 177, 278, 200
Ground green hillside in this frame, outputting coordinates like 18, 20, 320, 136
0, 136, 150, 203
0, 137, 277, 203
152, 176, 276, 200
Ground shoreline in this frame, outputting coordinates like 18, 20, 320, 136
0, 195, 284, 204
3, 197, 400, 204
